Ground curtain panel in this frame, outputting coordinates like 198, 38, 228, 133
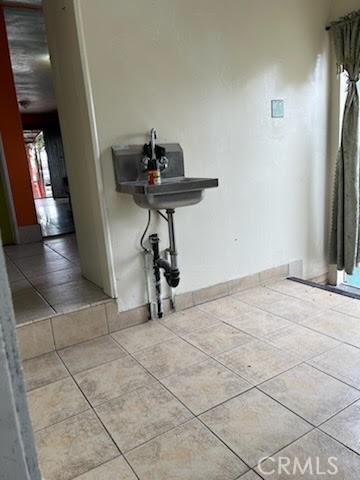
330, 10, 360, 275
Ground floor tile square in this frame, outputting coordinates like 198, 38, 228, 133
5, 242, 49, 260
126, 418, 248, 480
35, 410, 118, 480
266, 279, 314, 298
74, 356, 154, 406
301, 310, 360, 347
27, 378, 89, 431
198, 296, 253, 320
30, 266, 82, 290
73, 457, 137, 479
298, 288, 349, 309
261, 297, 323, 323
45, 235, 78, 259
132, 337, 208, 379
264, 324, 340, 361
111, 320, 175, 353
224, 306, 292, 338
5, 256, 26, 282
259, 364, 360, 425
160, 307, 218, 335
234, 286, 287, 307
13, 288, 55, 324
96, 382, 193, 452
320, 400, 360, 454
40, 279, 108, 313
9, 277, 32, 295
58, 335, 127, 374
309, 343, 360, 389
334, 297, 360, 319
182, 322, 252, 355
15, 250, 74, 279
256, 429, 360, 479
162, 358, 252, 414
268, 281, 349, 309
200, 389, 311, 468
22, 351, 69, 391
217, 339, 300, 385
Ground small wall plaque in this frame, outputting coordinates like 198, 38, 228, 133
271, 99, 284, 118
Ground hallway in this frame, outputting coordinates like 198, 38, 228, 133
4, 234, 109, 324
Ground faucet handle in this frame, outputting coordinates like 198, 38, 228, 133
142, 155, 150, 171
159, 156, 169, 171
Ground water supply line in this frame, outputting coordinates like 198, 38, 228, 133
156, 209, 180, 288
148, 209, 180, 318
149, 233, 163, 318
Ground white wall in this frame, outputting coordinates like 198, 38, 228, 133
50, 0, 333, 311
43, 1, 116, 296
331, 0, 360, 19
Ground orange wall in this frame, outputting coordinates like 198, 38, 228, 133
0, 7, 37, 226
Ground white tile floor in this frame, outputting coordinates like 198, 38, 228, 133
4, 235, 109, 324
22, 279, 360, 479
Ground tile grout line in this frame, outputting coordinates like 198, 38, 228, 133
109, 324, 326, 471
112, 311, 358, 421
254, 426, 360, 477
229, 288, 360, 352
109, 333, 254, 470
316, 394, 360, 430
45, 242, 79, 265
54, 344, 142, 480
28, 338, 360, 478
25, 282, 360, 477
138, 314, 360, 436
253, 426, 317, 477
305, 359, 360, 392
9, 239, 110, 321
197, 288, 346, 346
317, 425, 360, 458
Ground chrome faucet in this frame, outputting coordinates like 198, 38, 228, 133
150, 128, 157, 160
142, 128, 169, 171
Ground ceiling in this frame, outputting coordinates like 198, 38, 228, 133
3, 0, 57, 113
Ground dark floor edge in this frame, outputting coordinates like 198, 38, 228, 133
287, 276, 360, 300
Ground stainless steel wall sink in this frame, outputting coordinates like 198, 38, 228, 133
112, 144, 218, 210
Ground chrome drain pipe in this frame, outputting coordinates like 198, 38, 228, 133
149, 209, 181, 319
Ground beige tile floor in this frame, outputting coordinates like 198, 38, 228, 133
23, 279, 360, 479
4, 235, 109, 324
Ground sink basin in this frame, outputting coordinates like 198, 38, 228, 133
112, 143, 218, 210
117, 177, 218, 209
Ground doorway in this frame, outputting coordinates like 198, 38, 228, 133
1, 0, 114, 301
24, 128, 74, 237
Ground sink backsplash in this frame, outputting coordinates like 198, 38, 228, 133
112, 143, 184, 186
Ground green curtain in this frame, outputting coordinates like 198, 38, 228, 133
330, 10, 360, 274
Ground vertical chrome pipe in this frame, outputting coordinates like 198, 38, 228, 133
149, 233, 163, 319
166, 209, 178, 270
